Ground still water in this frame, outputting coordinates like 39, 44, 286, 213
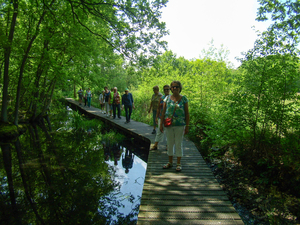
0, 106, 148, 225
101, 145, 147, 224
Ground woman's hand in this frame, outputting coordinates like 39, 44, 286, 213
160, 122, 164, 133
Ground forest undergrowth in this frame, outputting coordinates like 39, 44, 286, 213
193, 140, 300, 225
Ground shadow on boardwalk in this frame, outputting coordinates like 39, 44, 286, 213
66, 98, 244, 225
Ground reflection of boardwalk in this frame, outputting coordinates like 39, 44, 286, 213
66, 98, 243, 224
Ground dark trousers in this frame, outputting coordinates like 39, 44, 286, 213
84, 97, 87, 106
113, 104, 121, 118
124, 105, 132, 122
87, 97, 91, 107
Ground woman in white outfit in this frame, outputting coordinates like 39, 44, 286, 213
99, 90, 105, 113
150, 85, 170, 150
160, 81, 189, 172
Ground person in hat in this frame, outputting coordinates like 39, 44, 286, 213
111, 87, 121, 119
122, 88, 135, 124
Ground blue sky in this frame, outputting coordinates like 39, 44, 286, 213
160, 0, 271, 68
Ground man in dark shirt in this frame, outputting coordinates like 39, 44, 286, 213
122, 88, 135, 124
77, 88, 83, 105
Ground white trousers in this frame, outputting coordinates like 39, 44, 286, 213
105, 102, 110, 114
165, 126, 185, 157
155, 119, 167, 143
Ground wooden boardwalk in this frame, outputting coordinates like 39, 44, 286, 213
65, 98, 244, 225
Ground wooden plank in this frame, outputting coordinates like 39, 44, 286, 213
139, 199, 234, 206
137, 219, 244, 225
143, 177, 220, 184
138, 211, 241, 220
140, 195, 230, 201
143, 183, 223, 189
139, 205, 237, 213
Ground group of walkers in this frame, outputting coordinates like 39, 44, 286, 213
77, 88, 92, 107
77, 86, 135, 124
77, 80, 189, 172
148, 81, 189, 172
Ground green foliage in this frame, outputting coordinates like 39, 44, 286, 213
0, 0, 168, 124
102, 130, 126, 146
257, 0, 300, 46
199, 39, 234, 68
126, 25, 300, 220
67, 111, 102, 132
130, 51, 235, 155
0, 120, 118, 224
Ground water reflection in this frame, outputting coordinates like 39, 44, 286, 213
101, 140, 147, 224
122, 149, 134, 174
0, 108, 148, 225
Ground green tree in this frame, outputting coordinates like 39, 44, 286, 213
257, 0, 300, 49
0, 0, 168, 126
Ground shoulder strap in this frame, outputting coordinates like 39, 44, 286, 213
171, 96, 182, 119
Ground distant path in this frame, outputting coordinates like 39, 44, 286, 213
65, 98, 244, 225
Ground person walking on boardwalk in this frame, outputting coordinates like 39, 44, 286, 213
86, 88, 92, 107
150, 85, 170, 150
122, 88, 135, 124
108, 88, 114, 117
160, 81, 189, 172
84, 88, 88, 107
148, 85, 163, 134
78, 88, 83, 105
104, 87, 111, 116
112, 87, 121, 119
99, 90, 105, 113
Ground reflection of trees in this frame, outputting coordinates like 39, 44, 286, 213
1, 116, 117, 224
99, 192, 141, 225
101, 139, 147, 224
1, 109, 149, 224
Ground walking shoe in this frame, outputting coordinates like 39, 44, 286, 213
152, 129, 156, 134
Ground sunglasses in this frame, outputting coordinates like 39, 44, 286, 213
164, 89, 170, 91
171, 86, 180, 89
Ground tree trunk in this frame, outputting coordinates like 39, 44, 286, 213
33, 78, 56, 122
1, 1, 18, 123
13, 13, 45, 126
1, 143, 21, 224
13, 0, 55, 125
15, 139, 45, 225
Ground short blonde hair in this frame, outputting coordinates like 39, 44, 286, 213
153, 85, 159, 91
